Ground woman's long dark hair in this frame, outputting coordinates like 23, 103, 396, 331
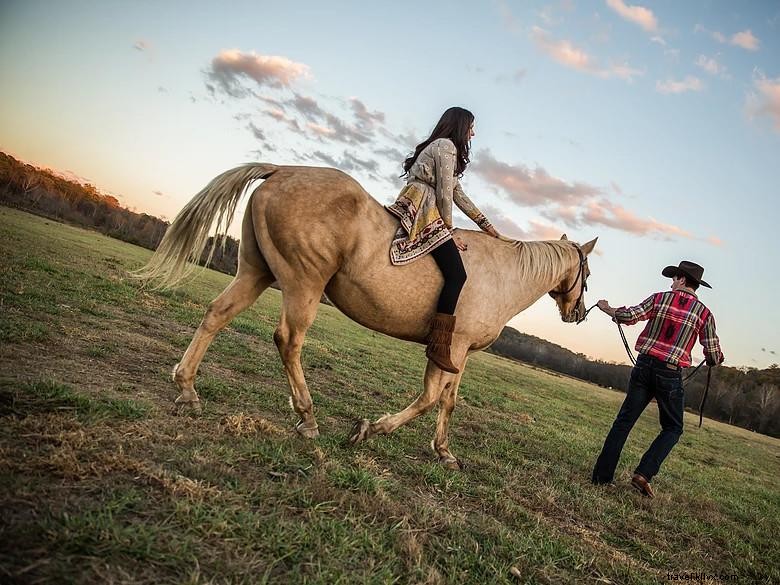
403, 107, 474, 178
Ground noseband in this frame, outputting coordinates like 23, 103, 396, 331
549, 245, 589, 323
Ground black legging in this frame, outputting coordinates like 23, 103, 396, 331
431, 238, 467, 315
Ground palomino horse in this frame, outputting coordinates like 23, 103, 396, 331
139, 163, 597, 468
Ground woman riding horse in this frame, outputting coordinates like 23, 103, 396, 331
386, 107, 500, 374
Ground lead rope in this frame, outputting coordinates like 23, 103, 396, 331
697, 367, 712, 428
576, 303, 599, 324
617, 322, 637, 366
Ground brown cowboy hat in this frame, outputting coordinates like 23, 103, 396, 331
662, 260, 711, 288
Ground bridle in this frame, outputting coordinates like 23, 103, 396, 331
548, 244, 591, 324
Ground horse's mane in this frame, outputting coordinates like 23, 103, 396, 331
511, 239, 577, 284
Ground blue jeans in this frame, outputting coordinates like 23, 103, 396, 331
592, 354, 684, 483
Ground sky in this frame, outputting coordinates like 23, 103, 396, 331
2, 0, 779, 369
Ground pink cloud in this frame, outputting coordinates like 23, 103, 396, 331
731, 29, 760, 51
307, 123, 336, 137
472, 149, 603, 207
655, 76, 704, 94
530, 27, 643, 81
208, 50, 311, 96
479, 204, 563, 241
746, 72, 780, 132
262, 109, 302, 133
498, 0, 523, 34
582, 199, 692, 239
472, 151, 710, 243
531, 26, 591, 70
695, 25, 760, 51
605, 0, 658, 33
694, 55, 723, 75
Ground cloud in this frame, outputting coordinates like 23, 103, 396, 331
694, 54, 724, 76
280, 93, 374, 144
287, 93, 325, 121
311, 151, 340, 167
531, 26, 591, 70
479, 205, 563, 240
374, 146, 406, 162
695, 25, 760, 51
350, 98, 385, 128
207, 50, 311, 97
655, 76, 704, 94
310, 150, 380, 174
530, 26, 643, 81
651, 35, 682, 60
342, 151, 380, 173
498, 0, 522, 34
472, 149, 603, 208
494, 68, 528, 84
307, 123, 336, 138
263, 108, 304, 134
730, 29, 760, 51
580, 199, 692, 239
605, 0, 658, 32
746, 72, 780, 132
472, 151, 709, 242
247, 122, 267, 141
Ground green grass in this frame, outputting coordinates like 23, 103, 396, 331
0, 380, 151, 421
0, 206, 778, 584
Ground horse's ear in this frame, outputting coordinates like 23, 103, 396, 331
581, 237, 598, 256
560, 233, 568, 240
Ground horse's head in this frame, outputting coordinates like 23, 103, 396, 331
548, 235, 598, 323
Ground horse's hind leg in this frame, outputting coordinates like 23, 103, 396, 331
273, 285, 324, 438
173, 265, 273, 413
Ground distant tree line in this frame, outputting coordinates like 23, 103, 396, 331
2, 150, 778, 437
0, 151, 238, 275
489, 327, 780, 437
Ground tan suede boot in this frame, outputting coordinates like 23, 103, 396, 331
425, 313, 460, 374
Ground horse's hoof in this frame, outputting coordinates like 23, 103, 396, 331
295, 419, 320, 439
438, 455, 461, 470
174, 397, 202, 416
349, 419, 371, 445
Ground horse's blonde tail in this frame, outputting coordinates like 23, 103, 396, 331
133, 163, 279, 289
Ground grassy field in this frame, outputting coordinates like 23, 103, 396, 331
1, 206, 778, 585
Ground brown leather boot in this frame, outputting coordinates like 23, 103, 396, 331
425, 313, 460, 374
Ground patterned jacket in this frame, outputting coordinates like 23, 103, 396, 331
385, 138, 493, 265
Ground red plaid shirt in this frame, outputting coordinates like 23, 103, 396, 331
614, 289, 724, 368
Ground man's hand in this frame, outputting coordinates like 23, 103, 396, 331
597, 299, 617, 319
454, 235, 468, 251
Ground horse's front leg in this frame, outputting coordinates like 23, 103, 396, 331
431, 360, 467, 469
349, 344, 467, 449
